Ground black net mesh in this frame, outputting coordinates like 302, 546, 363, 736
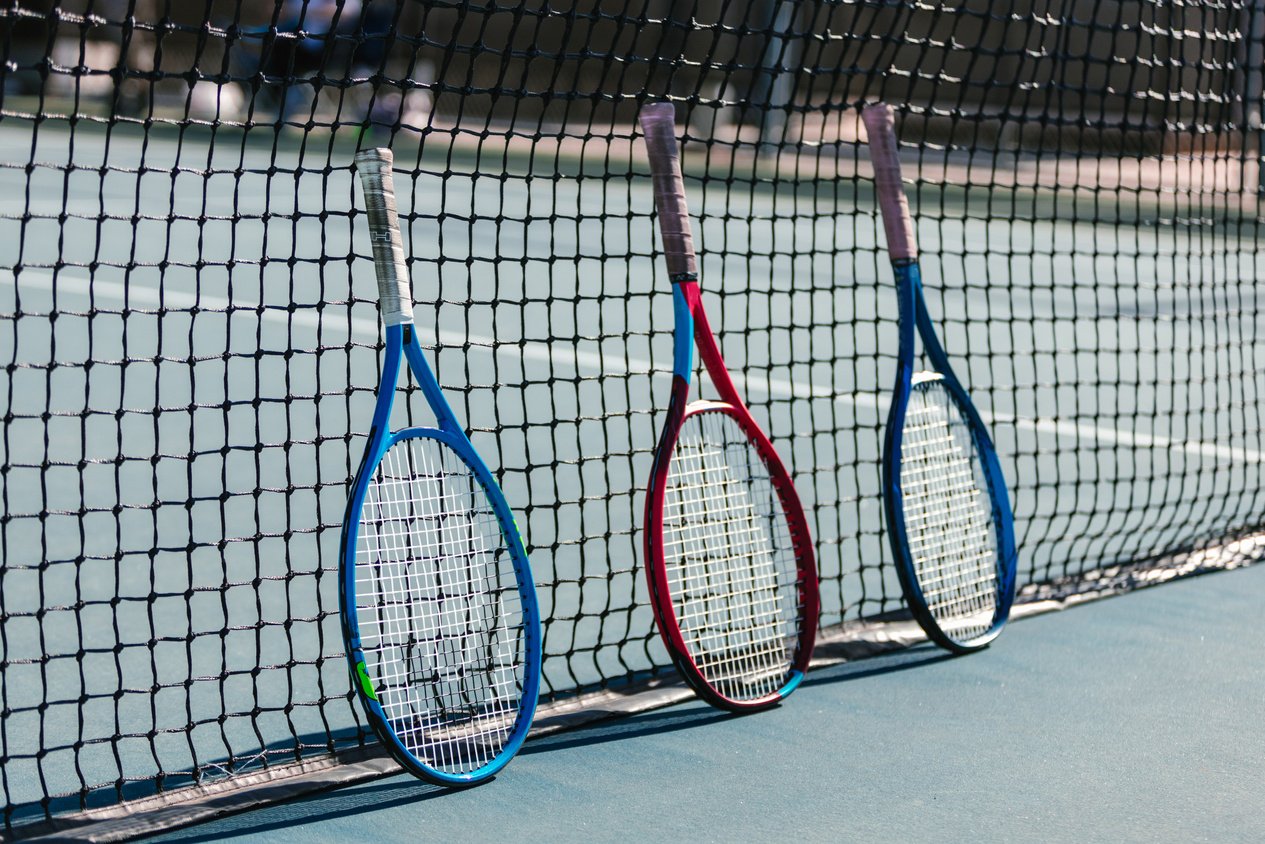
2, 0, 1264, 834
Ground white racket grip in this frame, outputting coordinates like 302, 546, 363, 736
354, 148, 415, 326
862, 103, 919, 261
638, 102, 698, 279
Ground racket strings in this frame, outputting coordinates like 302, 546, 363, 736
662, 411, 800, 700
356, 437, 525, 774
900, 379, 999, 640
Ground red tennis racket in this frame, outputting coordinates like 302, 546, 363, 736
639, 102, 819, 712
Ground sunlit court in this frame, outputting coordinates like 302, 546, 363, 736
2, 1, 1263, 840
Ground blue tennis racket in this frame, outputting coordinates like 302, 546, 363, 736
863, 103, 1018, 653
341, 148, 541, 785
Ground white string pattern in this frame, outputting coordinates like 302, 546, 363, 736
355, 436, 524, 775
900, 376, 999, 642
662, 410, 800, 702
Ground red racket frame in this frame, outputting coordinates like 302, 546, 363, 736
642, 279, 820, 712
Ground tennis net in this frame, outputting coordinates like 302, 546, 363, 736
3, 0, 1264, 837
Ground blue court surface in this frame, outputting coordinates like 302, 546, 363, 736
151, 564, 1264, 843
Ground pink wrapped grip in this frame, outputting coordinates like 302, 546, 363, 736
862, 103, 918, 261
638, 102, 698, 279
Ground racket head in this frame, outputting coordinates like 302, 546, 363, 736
340, 427, 541, 786
645, 401, 818, 712
885, 372, 1016, 653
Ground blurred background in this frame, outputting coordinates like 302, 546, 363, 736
4, 0, 1264, 160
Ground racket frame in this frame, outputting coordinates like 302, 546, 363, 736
640, 103, 819, 712
339, 150, 541, 786
865, 102, 1018, 653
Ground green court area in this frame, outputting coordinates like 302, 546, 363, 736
144, 563, 1265, 842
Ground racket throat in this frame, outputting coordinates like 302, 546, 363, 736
670, 282, 696, 381
685, 296, 744, 407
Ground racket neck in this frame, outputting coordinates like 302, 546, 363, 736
913, 295, 955, 383
902, 261, 959, 388
399, 323, 465, 437
894, 259, 932, 377
677, 280, 743, 407
670, 283, 694, 381
371, 323, 407, 442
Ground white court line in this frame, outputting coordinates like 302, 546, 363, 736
8, 270, 1264, 464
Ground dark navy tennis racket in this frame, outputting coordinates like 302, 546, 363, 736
863, 103, 1018, 653
341, 148, 541, 785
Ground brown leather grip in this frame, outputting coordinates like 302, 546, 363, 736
638, 102, 698, 279
862, 103, 919, 261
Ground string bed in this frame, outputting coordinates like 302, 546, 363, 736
356, 437, 524, 775
662, 411, 801, 702
899, 378, 1000, 641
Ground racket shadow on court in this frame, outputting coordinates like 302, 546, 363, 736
152, 778, 456, 844
152, 707, 737, 843
519, 701, 739, 755
799, 644, 960, 691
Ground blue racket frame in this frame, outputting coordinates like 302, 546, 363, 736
883, 258, 1019, 653
339, 321, 542, 786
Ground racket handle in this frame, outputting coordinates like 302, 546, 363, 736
354, 148, 415, 326
862, 103, 919, 261
638, 102, 698, 280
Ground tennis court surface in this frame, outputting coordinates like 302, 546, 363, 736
146, 562, 1265, 843
2, 1, 1263, 839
